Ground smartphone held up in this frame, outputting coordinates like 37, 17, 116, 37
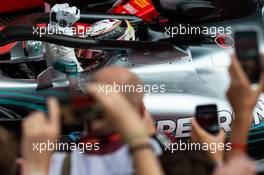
195, 104, 219, 135
59, 94, 102, 127
234, 28, 262, 84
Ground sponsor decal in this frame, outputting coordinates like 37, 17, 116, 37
215, 34, 234, 49
134, 0, 150, 8
155, 100, 264, 137
123, 4, 138, 14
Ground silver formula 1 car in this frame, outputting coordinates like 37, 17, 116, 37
1, 4, 264, 159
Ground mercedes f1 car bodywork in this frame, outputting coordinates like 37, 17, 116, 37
1, 4, 264, 159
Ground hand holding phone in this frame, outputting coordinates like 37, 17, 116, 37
59, 95, 102, 127
195, 104, 219, 135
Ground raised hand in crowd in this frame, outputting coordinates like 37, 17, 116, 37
213, 156, 256, 175
226, 54, 264, 159
191, 118, 226, 162
21, 97, 61, 175
88, 83, 164, 175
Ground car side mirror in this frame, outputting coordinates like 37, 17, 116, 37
53, 59, 78, 75
36, 67, 53, 90
53, 59, 79, 94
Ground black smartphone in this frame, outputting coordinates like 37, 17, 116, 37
234, 29, 261, 83
59, 95, 102, 127
195, 104, 219, 135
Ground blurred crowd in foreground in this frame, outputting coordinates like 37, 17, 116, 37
0, 54, 262, 175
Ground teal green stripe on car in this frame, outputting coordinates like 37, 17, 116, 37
0, 99, 46, 112
1, 88, 68, 96
248, 123, 264, 137
40, 90, 68, 96
248, 137, 264, 144
249, 130, 264, 136
249, 131, 264, 136
0, 91, 46, 102
250, 122, 264, 130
